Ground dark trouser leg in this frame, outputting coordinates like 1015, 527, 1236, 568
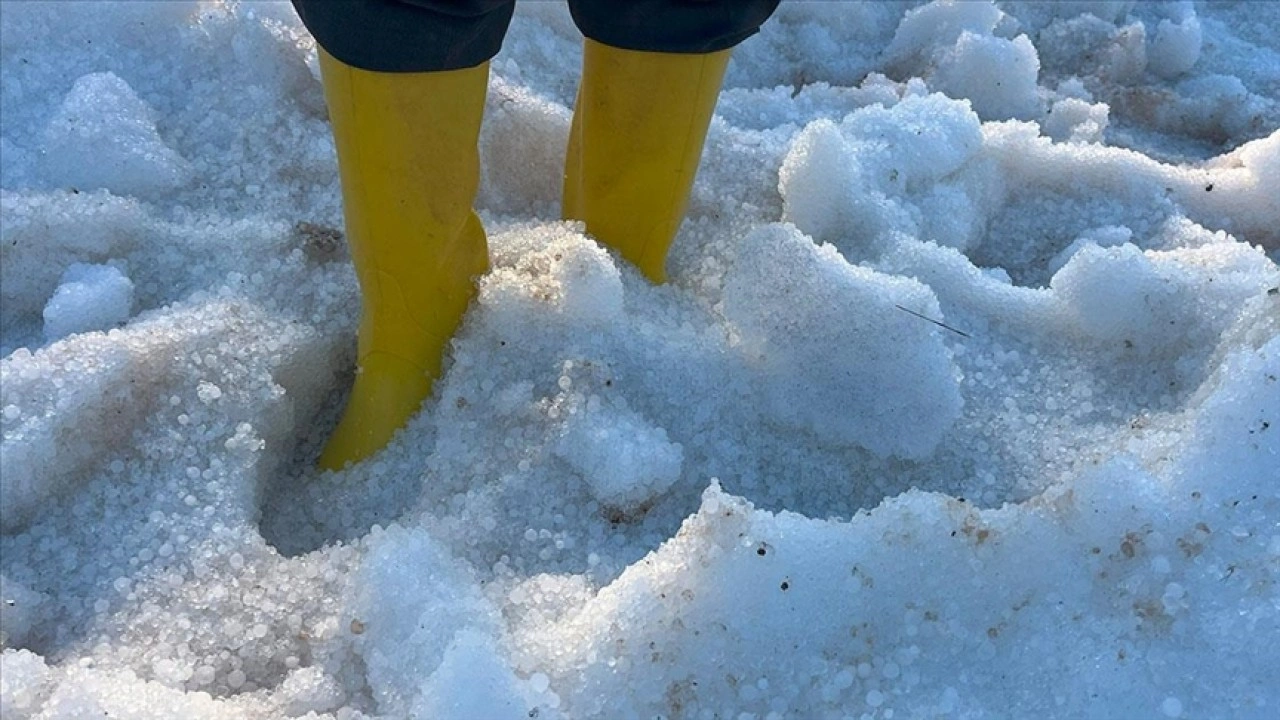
567, 0, 781, 54
291, 0, 516, 72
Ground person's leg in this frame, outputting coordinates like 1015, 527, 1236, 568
293, 1, 514, 468
563, 0, 780, 283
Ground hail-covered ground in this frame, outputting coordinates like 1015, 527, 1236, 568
2, 1, 1278, 718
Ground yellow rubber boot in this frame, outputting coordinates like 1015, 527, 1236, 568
563, 40, 731, 283
317, 50, 489, 470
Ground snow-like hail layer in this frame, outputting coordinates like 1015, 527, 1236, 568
1, 2, 1278, 719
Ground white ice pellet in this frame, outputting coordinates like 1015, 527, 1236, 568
42, 263, 134, 342
278, 666, 344, 716
529, 672, 550, 693
1149, 16, 1202, 79
197, 382, 223, 404
192, 665, 216, 687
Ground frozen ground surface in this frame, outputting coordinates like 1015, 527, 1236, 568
1, 1, 1278, 718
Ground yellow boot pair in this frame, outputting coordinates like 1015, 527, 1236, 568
317, 41, 731, 469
